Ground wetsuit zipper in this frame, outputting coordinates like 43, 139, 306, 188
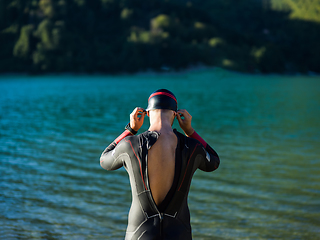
160, 213, 163, 239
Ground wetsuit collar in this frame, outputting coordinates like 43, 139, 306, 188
143, 131, 161, 150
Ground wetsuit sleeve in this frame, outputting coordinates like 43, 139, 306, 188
100, 130, 133, 170
189, 131, 220, 172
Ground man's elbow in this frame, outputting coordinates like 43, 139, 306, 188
209, 155, 220, 172
100, 156, 108, 170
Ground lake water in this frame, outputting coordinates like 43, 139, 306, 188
1, 69, 320, 239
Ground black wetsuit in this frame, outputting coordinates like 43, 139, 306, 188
100, 129, 219, 240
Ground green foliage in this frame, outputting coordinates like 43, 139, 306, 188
39, 0, 55, 18
271, 0, 320, 22
74, 0, 85, 7
208, 38, 224, 47
34, 19, 54, 49
121, 8, 133, 19
151, 14, 171, 30
127, 28, 151, 43
251, 47, 267, 62
13, 25, 34, 58
1, 0, 320, 74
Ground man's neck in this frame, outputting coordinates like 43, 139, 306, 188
149, 123, 173, 133
148, 113, 173, 133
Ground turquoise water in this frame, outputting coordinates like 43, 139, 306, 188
1, 69, 320, 239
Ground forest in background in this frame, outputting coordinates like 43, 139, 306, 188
0, 0, 320, 74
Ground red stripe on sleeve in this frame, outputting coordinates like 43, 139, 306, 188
114, 130, 133, 144
189, 131, 207, 148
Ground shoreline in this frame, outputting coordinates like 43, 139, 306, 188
0, 65, 319, 77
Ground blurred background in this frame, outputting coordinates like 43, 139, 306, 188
1, 1, 320, 240
0, 0, 320, 74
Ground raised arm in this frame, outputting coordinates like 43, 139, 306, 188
176, 109, 220, 171
100, 107, 146, 170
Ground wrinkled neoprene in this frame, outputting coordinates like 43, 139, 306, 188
100, 129, 220, 240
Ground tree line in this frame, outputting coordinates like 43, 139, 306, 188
1, 0, 319, 74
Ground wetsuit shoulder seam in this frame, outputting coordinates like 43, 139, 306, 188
124, 137, 148, 191
177, 143, 200, 191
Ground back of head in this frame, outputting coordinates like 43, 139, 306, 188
146, 89, 177, 112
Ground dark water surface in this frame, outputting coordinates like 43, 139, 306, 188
1, 70, 320, 239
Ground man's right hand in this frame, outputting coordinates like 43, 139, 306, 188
130, 107, 146, 132
176, 109, 195, 136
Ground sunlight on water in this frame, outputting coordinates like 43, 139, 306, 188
1, 70, 320, 239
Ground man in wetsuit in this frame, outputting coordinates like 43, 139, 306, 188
100, 89, 220, 240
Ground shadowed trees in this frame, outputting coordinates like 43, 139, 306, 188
0, 0, 319, 74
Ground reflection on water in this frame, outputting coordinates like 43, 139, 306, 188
1, 70, 320, 239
